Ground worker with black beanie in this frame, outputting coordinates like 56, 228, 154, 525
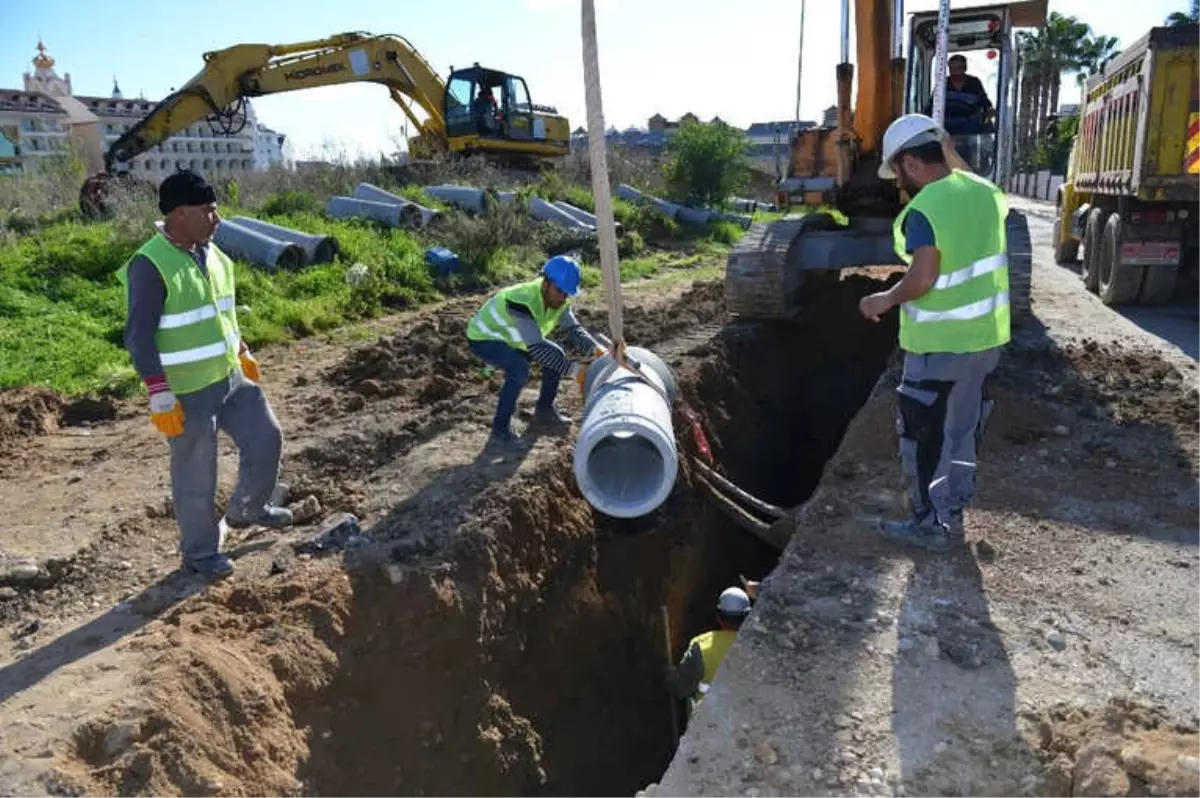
114, 169, 293, 581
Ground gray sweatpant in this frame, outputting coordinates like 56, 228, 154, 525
169, 369, 283, 564
895, 348, 1001, 528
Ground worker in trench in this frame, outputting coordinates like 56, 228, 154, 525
664, 587, 753, 723
858, 114, 1009, 553
117, 170, 293, 582
465, 255, 603, 451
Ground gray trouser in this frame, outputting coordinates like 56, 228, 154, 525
895, 348, 1001, 528
169, 369, 283, 564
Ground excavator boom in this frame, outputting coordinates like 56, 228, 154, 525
105, 32, 452, 169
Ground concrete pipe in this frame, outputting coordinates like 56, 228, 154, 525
325, 196, 421, 228
351, 183, 442, 227
574, 346, 678, 519
553, 201, 623, 234
213, 219, 306, 271
229, 216, 339, 264
528, 196, 595, 232
422, 185, 489, 213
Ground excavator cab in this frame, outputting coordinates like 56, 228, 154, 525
905, 7, 1012, 182
443, 64, 569, 160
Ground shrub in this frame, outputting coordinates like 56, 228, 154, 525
662, 122, 750, 207
259, 190, 319, 216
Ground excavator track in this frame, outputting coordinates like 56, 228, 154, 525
725, 218, 810, 320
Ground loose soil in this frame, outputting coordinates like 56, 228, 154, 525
0, 237, 1196, 797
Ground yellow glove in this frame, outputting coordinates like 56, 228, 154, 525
148, 385, 185, 437
239, 351, 261, 382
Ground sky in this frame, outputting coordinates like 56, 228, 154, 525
0, 0, 1188, 161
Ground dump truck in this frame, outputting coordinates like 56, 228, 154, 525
1053, 23, 1200, 306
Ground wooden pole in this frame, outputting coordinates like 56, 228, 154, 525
661, 604, 680, 748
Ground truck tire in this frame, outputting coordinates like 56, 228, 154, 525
1006, 209, 1033, 326
1098, 213, 1143, 306
1052, 217, 1080, 264
1081, 207, 1107, 292
1138, 264, 1179, 305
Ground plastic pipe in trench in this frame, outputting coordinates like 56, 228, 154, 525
574, 346, 678, 518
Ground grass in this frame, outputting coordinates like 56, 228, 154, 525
0, 170, 748, 397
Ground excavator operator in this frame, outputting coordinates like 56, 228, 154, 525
924, 54, 995, 135
473, 84, 501, 136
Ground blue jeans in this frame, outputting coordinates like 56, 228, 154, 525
468, 339, 561, 434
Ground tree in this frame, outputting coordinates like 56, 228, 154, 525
1075, 35, 1121, 86
662, 121, 750, 208
1166, 0, 1199, 25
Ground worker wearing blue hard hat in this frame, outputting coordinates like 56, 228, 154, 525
465, 255, 603, 450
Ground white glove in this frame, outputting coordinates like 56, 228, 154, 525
150, 390, 177, 413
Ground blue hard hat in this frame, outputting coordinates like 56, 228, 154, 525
542, 255, 581, 297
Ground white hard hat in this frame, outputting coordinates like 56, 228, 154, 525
878, 113, 947, 179
717, 587, 751, 616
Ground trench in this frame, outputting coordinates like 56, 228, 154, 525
280, 273, 899, 797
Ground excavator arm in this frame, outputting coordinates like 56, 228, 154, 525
105, 31, 450, 170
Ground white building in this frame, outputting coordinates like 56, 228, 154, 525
1, 40, 290, 184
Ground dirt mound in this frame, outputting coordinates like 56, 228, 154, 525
0, 389, 120, 451
0, 388, 64, 443
1022, 697, 1200, 796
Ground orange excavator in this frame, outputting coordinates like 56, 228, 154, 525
726, 0, 1047, 326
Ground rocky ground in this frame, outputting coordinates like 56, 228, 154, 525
0, 197, 1195, 798
652, 199, 1200, 798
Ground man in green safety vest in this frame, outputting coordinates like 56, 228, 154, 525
858, 114, 1009, 553
116, 170, 293, 581
664, 587, 752, 722
466, 255, 602, 451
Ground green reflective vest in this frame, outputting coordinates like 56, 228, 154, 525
116, 233, 240, 395
685, 628, 737, 716
466, 277, 568, 350
892, 169, 1011, 354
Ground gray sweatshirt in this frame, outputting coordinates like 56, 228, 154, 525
122, 244, 211, 383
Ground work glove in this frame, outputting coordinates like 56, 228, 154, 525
148, 384, 185, 437
568, 360, 589, 393
239, 351, 261, 382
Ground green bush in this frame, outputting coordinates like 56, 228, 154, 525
259, 190, 318, 216
662, 122, 750, 207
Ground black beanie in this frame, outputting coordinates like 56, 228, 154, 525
159, 169, 217, 214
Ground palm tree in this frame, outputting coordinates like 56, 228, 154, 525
1166, 0, 1199, 26
1074, 35, 1121, 88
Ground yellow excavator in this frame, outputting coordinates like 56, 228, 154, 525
726, 0, 1047, 326
80, 31, 570, 215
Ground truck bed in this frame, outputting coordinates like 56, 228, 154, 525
1073, 24, 1199, 202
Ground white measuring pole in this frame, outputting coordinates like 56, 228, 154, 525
794, 0, 806, 123
580, 0, 625, 348
931, 0, 951, 125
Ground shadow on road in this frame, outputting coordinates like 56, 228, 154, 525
0, 572, 206, 705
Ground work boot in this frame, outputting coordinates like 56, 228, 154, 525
225, 505, 294, 530
877, 517, 954, 553
184, 553, 235, 582
948, 509, 965, 538
531, 404, 572, 432
487, 427, 527, 453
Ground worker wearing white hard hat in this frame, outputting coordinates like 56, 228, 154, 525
860, 113, 1010, 553
664, 586, 753, 721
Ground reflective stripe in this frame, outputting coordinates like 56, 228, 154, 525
486, 299, 522, 344
951, 460, 976, 468
473, 316, 505, 343
933, 253, 1007, 291
158, 295, 236, 329
159, 340, 229, 366
904, 291, 1009, 323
